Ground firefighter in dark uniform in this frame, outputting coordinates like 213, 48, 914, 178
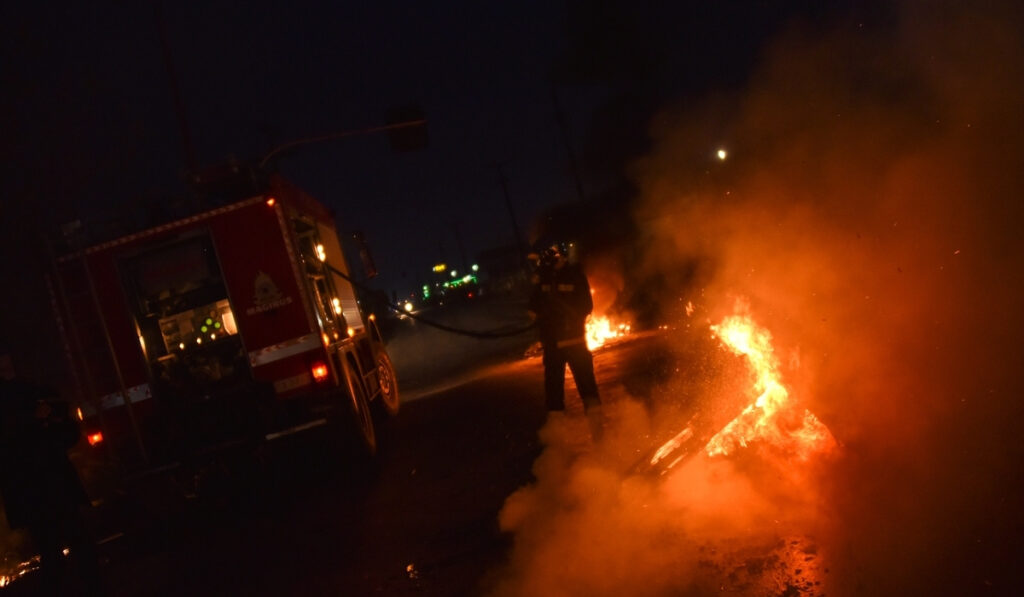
527, 244, 603, 438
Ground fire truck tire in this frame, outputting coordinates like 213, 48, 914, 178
375, 351, 400, 416
343, 357, 377, 456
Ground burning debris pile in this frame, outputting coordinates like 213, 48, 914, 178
494, 303, 838, 596
494, 293, 840, 595
647, 300, 836, 479
703, 302, 835, 461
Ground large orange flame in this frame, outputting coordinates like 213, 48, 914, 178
585, 315, 631, 351
704, 303, 836, 460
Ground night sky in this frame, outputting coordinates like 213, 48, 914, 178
2, 0, 858, 373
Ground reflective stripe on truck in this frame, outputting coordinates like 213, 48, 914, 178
248, 333, 320, 367
80, 383, 153, 416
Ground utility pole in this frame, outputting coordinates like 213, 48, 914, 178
489, 162, 526, 261
453, 221, 469, 274
155, 0, 197, 172
551, 86, 586, 204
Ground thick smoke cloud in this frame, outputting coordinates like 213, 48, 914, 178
494, 2, 1024, 595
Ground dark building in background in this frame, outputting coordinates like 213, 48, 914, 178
477, 244, 528, 295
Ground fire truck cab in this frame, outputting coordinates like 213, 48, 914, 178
51, 174, 398, 490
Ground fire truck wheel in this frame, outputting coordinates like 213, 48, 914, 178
375, 351, 400, 416
343, 358, 377, 456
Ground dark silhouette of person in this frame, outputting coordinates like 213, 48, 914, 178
0, 357, 104, 596
527, 244, 603, 438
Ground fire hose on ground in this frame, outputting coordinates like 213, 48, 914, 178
325, 262, 537, 340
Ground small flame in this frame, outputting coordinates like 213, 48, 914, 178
585, 315, 631, 350
703, 303, 835, 460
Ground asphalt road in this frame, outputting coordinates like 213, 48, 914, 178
104, 362, 547, 596
4, 326, 840, 596
0, 324, 677, 596
87, 332, 676, 597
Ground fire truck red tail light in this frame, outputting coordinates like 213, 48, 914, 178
311, 361, 329, 382
86, 431, 104, 446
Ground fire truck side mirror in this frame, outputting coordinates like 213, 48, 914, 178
353, 231, 378, 279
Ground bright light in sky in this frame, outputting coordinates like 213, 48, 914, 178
717, 148, 728, 160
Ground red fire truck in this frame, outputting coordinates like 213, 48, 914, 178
50, 174, 399, 495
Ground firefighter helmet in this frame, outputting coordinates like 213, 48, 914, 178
539, 243, 568, 267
